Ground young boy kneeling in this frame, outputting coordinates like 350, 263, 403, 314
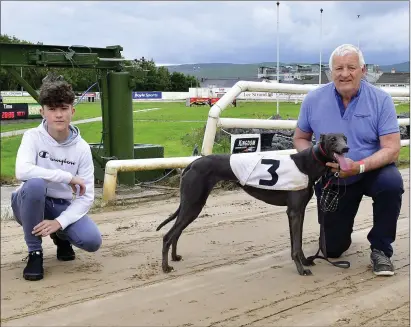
11, 79, 102, 281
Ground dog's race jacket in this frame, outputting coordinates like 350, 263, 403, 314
230, 151, 309, 191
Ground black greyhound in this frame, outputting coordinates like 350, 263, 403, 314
156, 133, 350, 276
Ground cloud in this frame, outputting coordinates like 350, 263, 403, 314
1, 1, 409, 65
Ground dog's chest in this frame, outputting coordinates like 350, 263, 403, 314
229, 152, 309, 191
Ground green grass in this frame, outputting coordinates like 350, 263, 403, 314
2, 96, 38, 103
79, 120, 206, 157
395, 103, 410, 113
0, 101, 301, 133
1, 121, 42, 133
1, 101, 409, 182
2, 101, 408, 133
0, 136, 24, 183
131, 101, 301, 121
398, 146, 410, 169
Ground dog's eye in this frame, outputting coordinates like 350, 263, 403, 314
332, 137, 336, 141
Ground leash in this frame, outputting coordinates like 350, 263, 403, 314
306, 171, 350, 269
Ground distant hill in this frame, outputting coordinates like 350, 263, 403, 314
164, 61, 410, 79
378, 61, 410, 73
165, 62, 286, 79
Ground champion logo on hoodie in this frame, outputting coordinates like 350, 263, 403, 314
39, 150, 49, 158
38, 150, 76, 165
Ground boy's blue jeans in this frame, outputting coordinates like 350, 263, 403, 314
11, 178, 102, 253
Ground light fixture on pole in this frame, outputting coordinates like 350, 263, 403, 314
276, 1, 280, 116
319, 8, 323, 85
357, 14, 360, 49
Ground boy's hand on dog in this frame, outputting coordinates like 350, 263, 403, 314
32, 220, 62, 237
326, 158, 360, 178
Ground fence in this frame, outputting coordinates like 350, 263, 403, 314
100, 81, 409, 202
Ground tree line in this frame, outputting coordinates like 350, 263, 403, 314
0, 34, 200, 92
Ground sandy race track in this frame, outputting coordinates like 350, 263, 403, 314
1, 170, 410, 326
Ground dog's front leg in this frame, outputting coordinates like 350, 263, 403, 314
289, 211, 314, 267
298, 210, 316, 267
287, 214, 294, 260
287, 208, 313, 276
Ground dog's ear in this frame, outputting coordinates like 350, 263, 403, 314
319, 134, 325, 142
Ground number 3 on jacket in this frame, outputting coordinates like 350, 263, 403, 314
229, 152, 309, 191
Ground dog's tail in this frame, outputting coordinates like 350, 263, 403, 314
156, 206, 180, 231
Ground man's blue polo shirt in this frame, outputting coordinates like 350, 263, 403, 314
296, 79, 400, 183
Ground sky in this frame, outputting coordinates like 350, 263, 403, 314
1, 1, 409, 66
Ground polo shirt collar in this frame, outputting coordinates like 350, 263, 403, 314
333, 79, 364, 100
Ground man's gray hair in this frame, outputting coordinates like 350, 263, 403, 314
329, 44, 365, 71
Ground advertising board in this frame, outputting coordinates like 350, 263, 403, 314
132, 91, 162, 100
231, 134, 261, 153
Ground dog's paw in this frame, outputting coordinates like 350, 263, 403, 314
162, 265, 174, 273
303, 269, 313, 276
172, 255, 182, 262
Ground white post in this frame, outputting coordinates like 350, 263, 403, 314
319, 8, 323, 85
276, 1, 280, 116
357, 14, 360, 49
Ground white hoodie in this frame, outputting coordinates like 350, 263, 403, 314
15, 120, 94, 230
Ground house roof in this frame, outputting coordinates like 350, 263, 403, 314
283, 72, 330, 85
375, 73, 410, 84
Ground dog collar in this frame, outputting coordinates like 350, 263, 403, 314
311, 143, 331, 165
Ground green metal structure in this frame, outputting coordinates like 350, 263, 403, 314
0, 42, 164, 186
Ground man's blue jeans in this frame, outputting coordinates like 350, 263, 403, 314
315, 163, 404, 258
11, 178, 102, 253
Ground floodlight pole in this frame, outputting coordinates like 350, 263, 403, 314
276, 1, 280, 116
357, 14, 360, 49
319, 8, 323, 85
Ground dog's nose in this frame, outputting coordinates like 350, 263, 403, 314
342, 146, 349, 153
